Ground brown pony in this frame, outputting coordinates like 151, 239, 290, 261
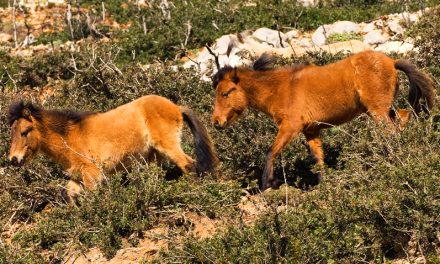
211, 50, 435, 190
8, 95, 218, 203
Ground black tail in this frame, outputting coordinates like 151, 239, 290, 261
395, 60, 435, 115
181, 107, 219, 174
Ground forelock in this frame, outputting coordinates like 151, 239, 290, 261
212, 66, 234, 88
8, 101, 41, 126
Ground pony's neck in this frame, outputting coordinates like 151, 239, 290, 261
36, 114, 73, 169
239, 69, 279, 116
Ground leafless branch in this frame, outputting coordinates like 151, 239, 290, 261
12, 0, 17, 48
205, 44, 220, 70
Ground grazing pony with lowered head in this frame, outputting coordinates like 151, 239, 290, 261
8, 95, 219, 203
210, 50, 435, 190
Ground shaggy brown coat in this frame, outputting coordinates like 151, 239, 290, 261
8, 95, 218, 202
212, 51, 435, 189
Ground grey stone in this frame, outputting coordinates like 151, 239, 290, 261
388, 20, 404, 35
252, 27, 288, 48
312, 21, 360, 46
285, 29, 299, 39
363, 30, 387, 45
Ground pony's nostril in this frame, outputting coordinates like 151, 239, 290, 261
10, 156, 18, 166
214, 121, 222, 130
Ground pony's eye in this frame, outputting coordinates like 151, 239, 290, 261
21, 128, 32, 137
222, 88, 236, 97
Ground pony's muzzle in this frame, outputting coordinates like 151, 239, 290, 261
10, 156, 18, 166
213, 120, 225, 130
9, 155, 24, 166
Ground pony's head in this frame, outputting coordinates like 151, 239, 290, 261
212, 66, 248, 129
8, 101, 43, 166
211, 53, 275, 129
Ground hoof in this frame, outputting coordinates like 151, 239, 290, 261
261, 178, 282, 191
61, 189, 71, 204
61, 189, 80, 206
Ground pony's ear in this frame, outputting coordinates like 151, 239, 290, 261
22, 108, 33, 122
22, 108, 30, 118
232, 68, 239, 84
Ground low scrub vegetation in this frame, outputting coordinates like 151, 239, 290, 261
0, 2, 439, 264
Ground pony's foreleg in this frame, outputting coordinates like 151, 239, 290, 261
80, 165, 103, 191
262, 123, 299, 190
62, 179, 82, 205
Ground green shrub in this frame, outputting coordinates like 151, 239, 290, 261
161, 114, 440, 263
409, 6, 440, 80
327, 32, 363, 43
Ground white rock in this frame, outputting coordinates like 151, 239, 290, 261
387, 20, 404, 35
0, 33, 12, 43
374, 19, 386, 30
22, 34, 36, 47
296, 38, 313, 48
285, 29, 299, 39
374, 41, 414, 53
297, 0, 316, 7
330, 21, 360, 34
252, 27, 288, 48
312, 21, 359, 46
311, 26, 328, 46
362, 22, 376, 33
363, 30, 387, 45
212, 35, 236, 55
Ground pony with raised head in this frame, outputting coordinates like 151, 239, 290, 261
8, 95, 219, 203
210, 50, 435, 190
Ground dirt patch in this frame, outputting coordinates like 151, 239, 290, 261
62, 193, 272, 263
64, 227, 168, 264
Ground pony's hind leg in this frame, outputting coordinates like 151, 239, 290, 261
357, 67, 398, 131
153, 135, 196, 174
358, 88, 397, 131
304, 130, 324, 167
389, 108, 411, 130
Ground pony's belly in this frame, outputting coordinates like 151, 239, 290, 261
325, 107, 363, 125
85, 130, 152, 172
307, 101, 364, 128
306, 87, 365, 127
109, 148, 155, 173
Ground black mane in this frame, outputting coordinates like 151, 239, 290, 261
211, 54, 274, 88
252, 53, 275, 71
212, 54, 307, 88
212, 66, 234, 88
8, 101, 95, 135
